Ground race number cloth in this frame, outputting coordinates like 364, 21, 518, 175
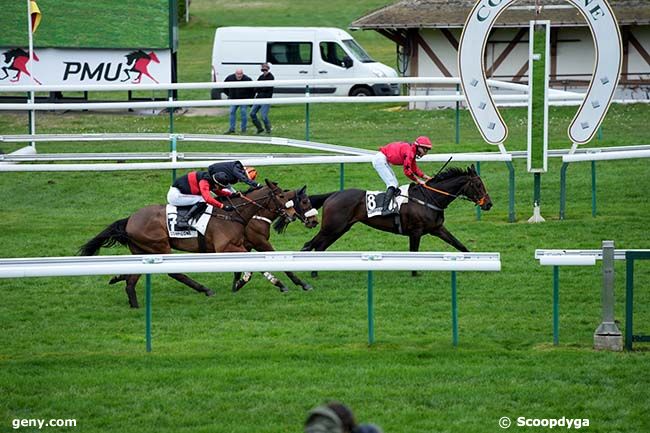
366, 185, 409, 217
166, 204, 213, 238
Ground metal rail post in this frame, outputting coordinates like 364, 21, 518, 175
553, 265, 559, 345
451, 271, 458, 347
145, 274, 152, 352
506, 161, 516, 223
475, 161, 481, 221
591, 161, 597, 217
367, 271, 374, 345
559, 162, 569, 220
305, 85, 310, 141
594, 240, 622, 350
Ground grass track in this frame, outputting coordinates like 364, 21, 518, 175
1, 0, 649, 432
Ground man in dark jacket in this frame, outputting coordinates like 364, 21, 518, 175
250, 63, 275, 134
223, 69, 254, 134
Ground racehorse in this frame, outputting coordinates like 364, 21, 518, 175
233, 185, 319, 293
121, 50, 160, 84
79, 180, 296, 308
302, 165, 492, 275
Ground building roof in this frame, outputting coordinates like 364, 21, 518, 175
350, 0, 650, 30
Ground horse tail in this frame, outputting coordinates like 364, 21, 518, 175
78, 218, 130, 256
309, 192, 337, 210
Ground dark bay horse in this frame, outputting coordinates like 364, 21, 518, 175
302, 166, 492, 273
232, 185, 319, 293
79, 180, 296, 308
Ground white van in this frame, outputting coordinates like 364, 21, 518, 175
211, 27, 399, 99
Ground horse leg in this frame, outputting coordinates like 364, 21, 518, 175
409, 234, 423, 277
232, 271, 253, 293
109, 274, 128, 285
432, 225, 470, 252
304, 227, 352, 278
286, 271, 313, 291
124, 274, 141, 308
167, 273, 215, 297
262, 272, 289, 293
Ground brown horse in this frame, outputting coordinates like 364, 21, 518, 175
302, 166, 492, 275
233, 185, 319, 293
79, 180, 296, 307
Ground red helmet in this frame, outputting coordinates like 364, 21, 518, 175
414, 136, 432, 149
245, 166, 258, 180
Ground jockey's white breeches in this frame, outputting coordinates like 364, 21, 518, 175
371, 152, 398, 189
167, 187, 204, 206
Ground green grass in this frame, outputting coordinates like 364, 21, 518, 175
0, 0, 171, 49
1, 1, 650, 432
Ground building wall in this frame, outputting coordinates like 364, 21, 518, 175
407, 25, 650, 109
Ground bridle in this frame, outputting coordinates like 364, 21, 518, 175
226, 187, 296, 221
289, 191, 318, 225
419, 176, 489, 207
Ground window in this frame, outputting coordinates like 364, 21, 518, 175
342, 39, 374, 63
319, 42, 349, 67
267, 42, 312, 65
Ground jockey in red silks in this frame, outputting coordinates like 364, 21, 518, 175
371, 136, 433, 209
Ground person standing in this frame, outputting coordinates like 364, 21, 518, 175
223, 68, 254, 134
250, 63, 274, 134
371, 136, 433, 210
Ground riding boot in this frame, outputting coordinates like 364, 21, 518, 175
383, 186, 398, 212
185, 202, 207, 223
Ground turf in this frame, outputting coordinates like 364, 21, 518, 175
1, 1, 649, 433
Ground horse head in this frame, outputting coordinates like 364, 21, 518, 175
263, 179, 298, 220
273, 185, 319, 233
425, 165, 492, 211
461, 165, 492, 211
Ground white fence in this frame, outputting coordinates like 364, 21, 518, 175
0, 251, 501, 277
0, 251, 501, 351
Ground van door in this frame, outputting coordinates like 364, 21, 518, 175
266, 41, 314, 96
314, 41, 353, 96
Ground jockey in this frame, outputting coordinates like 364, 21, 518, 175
371, 136, 433, 209
167, 170, 237, 224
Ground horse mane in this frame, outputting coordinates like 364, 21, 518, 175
431, 166, 471, 183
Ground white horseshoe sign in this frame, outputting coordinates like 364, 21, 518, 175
458, 0, 622, 145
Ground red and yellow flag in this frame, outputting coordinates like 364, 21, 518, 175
30, 1, 41, 33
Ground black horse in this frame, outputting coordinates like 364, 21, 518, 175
302, 166, 492, 274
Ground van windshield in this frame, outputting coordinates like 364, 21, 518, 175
342, 39, 375, 63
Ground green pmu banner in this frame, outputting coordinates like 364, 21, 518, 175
528, 21, 549, 173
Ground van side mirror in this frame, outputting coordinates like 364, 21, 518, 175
343, 56, 353, 69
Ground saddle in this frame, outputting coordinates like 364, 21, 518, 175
166, 204, 213, 238
365, 185, 410, 217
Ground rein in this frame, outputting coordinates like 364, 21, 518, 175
419, 178, 488, 207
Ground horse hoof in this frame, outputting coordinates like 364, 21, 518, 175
130, 304, 139, 309
310, 271, 318, 278
302, 284, 313, 291
279, 286, 289, 293
232, 282, 244, 293
109, 276, 120, 285
205, 289, 215, 297
411, 271, 419, 277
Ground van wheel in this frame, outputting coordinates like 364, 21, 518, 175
350, 87, 373, 97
